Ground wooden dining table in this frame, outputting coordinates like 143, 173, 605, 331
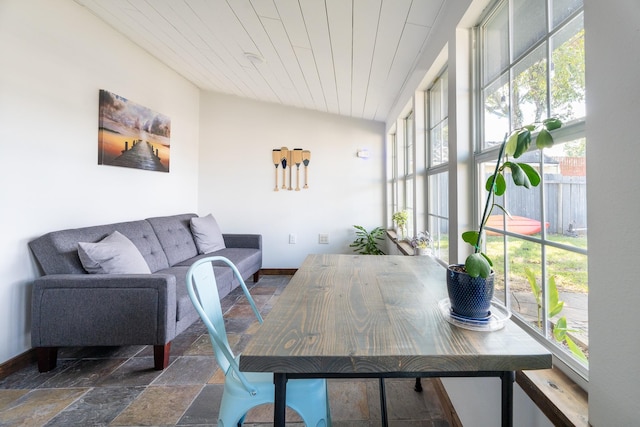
239, 254, 552, 426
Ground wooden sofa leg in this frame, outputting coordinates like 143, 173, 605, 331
253, 271, 260, 282
154, 342, 171, 370
37, 347, 58, 372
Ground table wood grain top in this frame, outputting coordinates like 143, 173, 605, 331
240, 254, 551, 374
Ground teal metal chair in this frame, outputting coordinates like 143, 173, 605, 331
186, 256, 331, 427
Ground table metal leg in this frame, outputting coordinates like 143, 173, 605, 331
379, 378, 388, 427
274, 373, 287, 427
500, 371, 515, 427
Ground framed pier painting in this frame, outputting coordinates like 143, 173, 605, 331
98, 89, 171, 172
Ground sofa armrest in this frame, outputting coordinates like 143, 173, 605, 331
222, 234, 262, 249
31, 274, 177, 347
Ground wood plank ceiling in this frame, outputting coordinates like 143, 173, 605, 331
74, 0, 445, 122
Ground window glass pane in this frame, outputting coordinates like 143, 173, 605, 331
430, 79, 442, 125
551, 13, 585, 121
544, 139, 587, 249
483, 73, 510, 149
483, 2, 509, 85
551, 0, 582, 29
429, 70, 448, 165
430, 121, 448, 166
506, 239, 543, 334
405, 113, 414, 176
427, 172, 449, 263
512, 0, 547, 60
512, 45, 548, 128
546, 246, 588, 364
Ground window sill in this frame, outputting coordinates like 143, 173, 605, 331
386, 231, 589, 427
386, 230, 414, 255
517, 368, 588, 427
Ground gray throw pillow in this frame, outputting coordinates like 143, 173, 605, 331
190, 214, 226, 254
78, 231, 151, 274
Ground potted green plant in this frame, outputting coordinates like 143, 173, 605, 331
350, 225, 386, 255
392, 210, 408, 240
447, 118, 563, 319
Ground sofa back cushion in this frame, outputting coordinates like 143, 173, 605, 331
29, 220, 170, 275
146, 213, 199, 266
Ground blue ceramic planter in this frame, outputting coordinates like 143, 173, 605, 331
446, 264, 495, 319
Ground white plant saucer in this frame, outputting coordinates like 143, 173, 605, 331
438, 298, 512, 331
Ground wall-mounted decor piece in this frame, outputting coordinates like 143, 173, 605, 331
273, 147, 310, 191
98, 89, 171, 172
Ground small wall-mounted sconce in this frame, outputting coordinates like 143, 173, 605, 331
357, 149, 370, 159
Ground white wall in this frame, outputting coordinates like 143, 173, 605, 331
584, 0, 640, 425
0, 0, 200, 363
198, 92, 385, 268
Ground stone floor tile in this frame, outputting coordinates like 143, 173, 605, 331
97, 357, 165, 387
329, 380, 370, 421
207, 368, 225, 384
224, 317, 256, 334
152, 356, 216, 386
183, 334, 215, 356
38, 358, 126, 388
0, 388, 87, 427
177, 383, 222, 425
0, 359, 76, 390
110, 384, 202, 426
43, 385, 143, 426
0, 389, 29, 411
243, 403, 303, 423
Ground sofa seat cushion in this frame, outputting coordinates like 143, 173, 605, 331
159, 265, 234, 322
175, 248, 261, 281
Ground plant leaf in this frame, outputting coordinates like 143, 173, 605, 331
524, 268, 541, 305
543, 117, 562, 131
513, 129, 532, 158
565, 335, 588, 362
486, 172, 506, 196
535, 128, 554, 149
548, 275, 565, 317
553, 317, 568, 341
507, 162, 531, 188
465, 253, 492, 278
462, 231, 479, 247
518, 163, 541, 187
505, 131, 519, 157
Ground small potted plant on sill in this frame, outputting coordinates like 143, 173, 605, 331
411, 231, 434, 256
392, 210, 408, 240
447, 118, 563, 320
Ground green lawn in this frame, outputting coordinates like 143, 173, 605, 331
487, 234, 588, 293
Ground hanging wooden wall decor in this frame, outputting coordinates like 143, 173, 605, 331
272, 147, 310, 191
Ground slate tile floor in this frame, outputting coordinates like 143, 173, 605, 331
0, 275, 450, 426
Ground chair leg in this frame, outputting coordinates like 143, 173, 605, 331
36, 347, 58, 372
154, 342, 171, 370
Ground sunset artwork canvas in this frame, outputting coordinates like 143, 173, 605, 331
98, 89, 171, 172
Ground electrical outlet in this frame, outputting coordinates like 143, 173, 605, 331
289, 234, 297, 244
318, 234, 329, 244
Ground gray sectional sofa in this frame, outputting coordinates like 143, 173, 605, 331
28, 213, 262, 372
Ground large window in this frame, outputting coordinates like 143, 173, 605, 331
427, 70, 449, 263
477, 0, 587, 377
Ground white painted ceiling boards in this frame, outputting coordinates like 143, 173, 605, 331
74, 0, 445, 122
